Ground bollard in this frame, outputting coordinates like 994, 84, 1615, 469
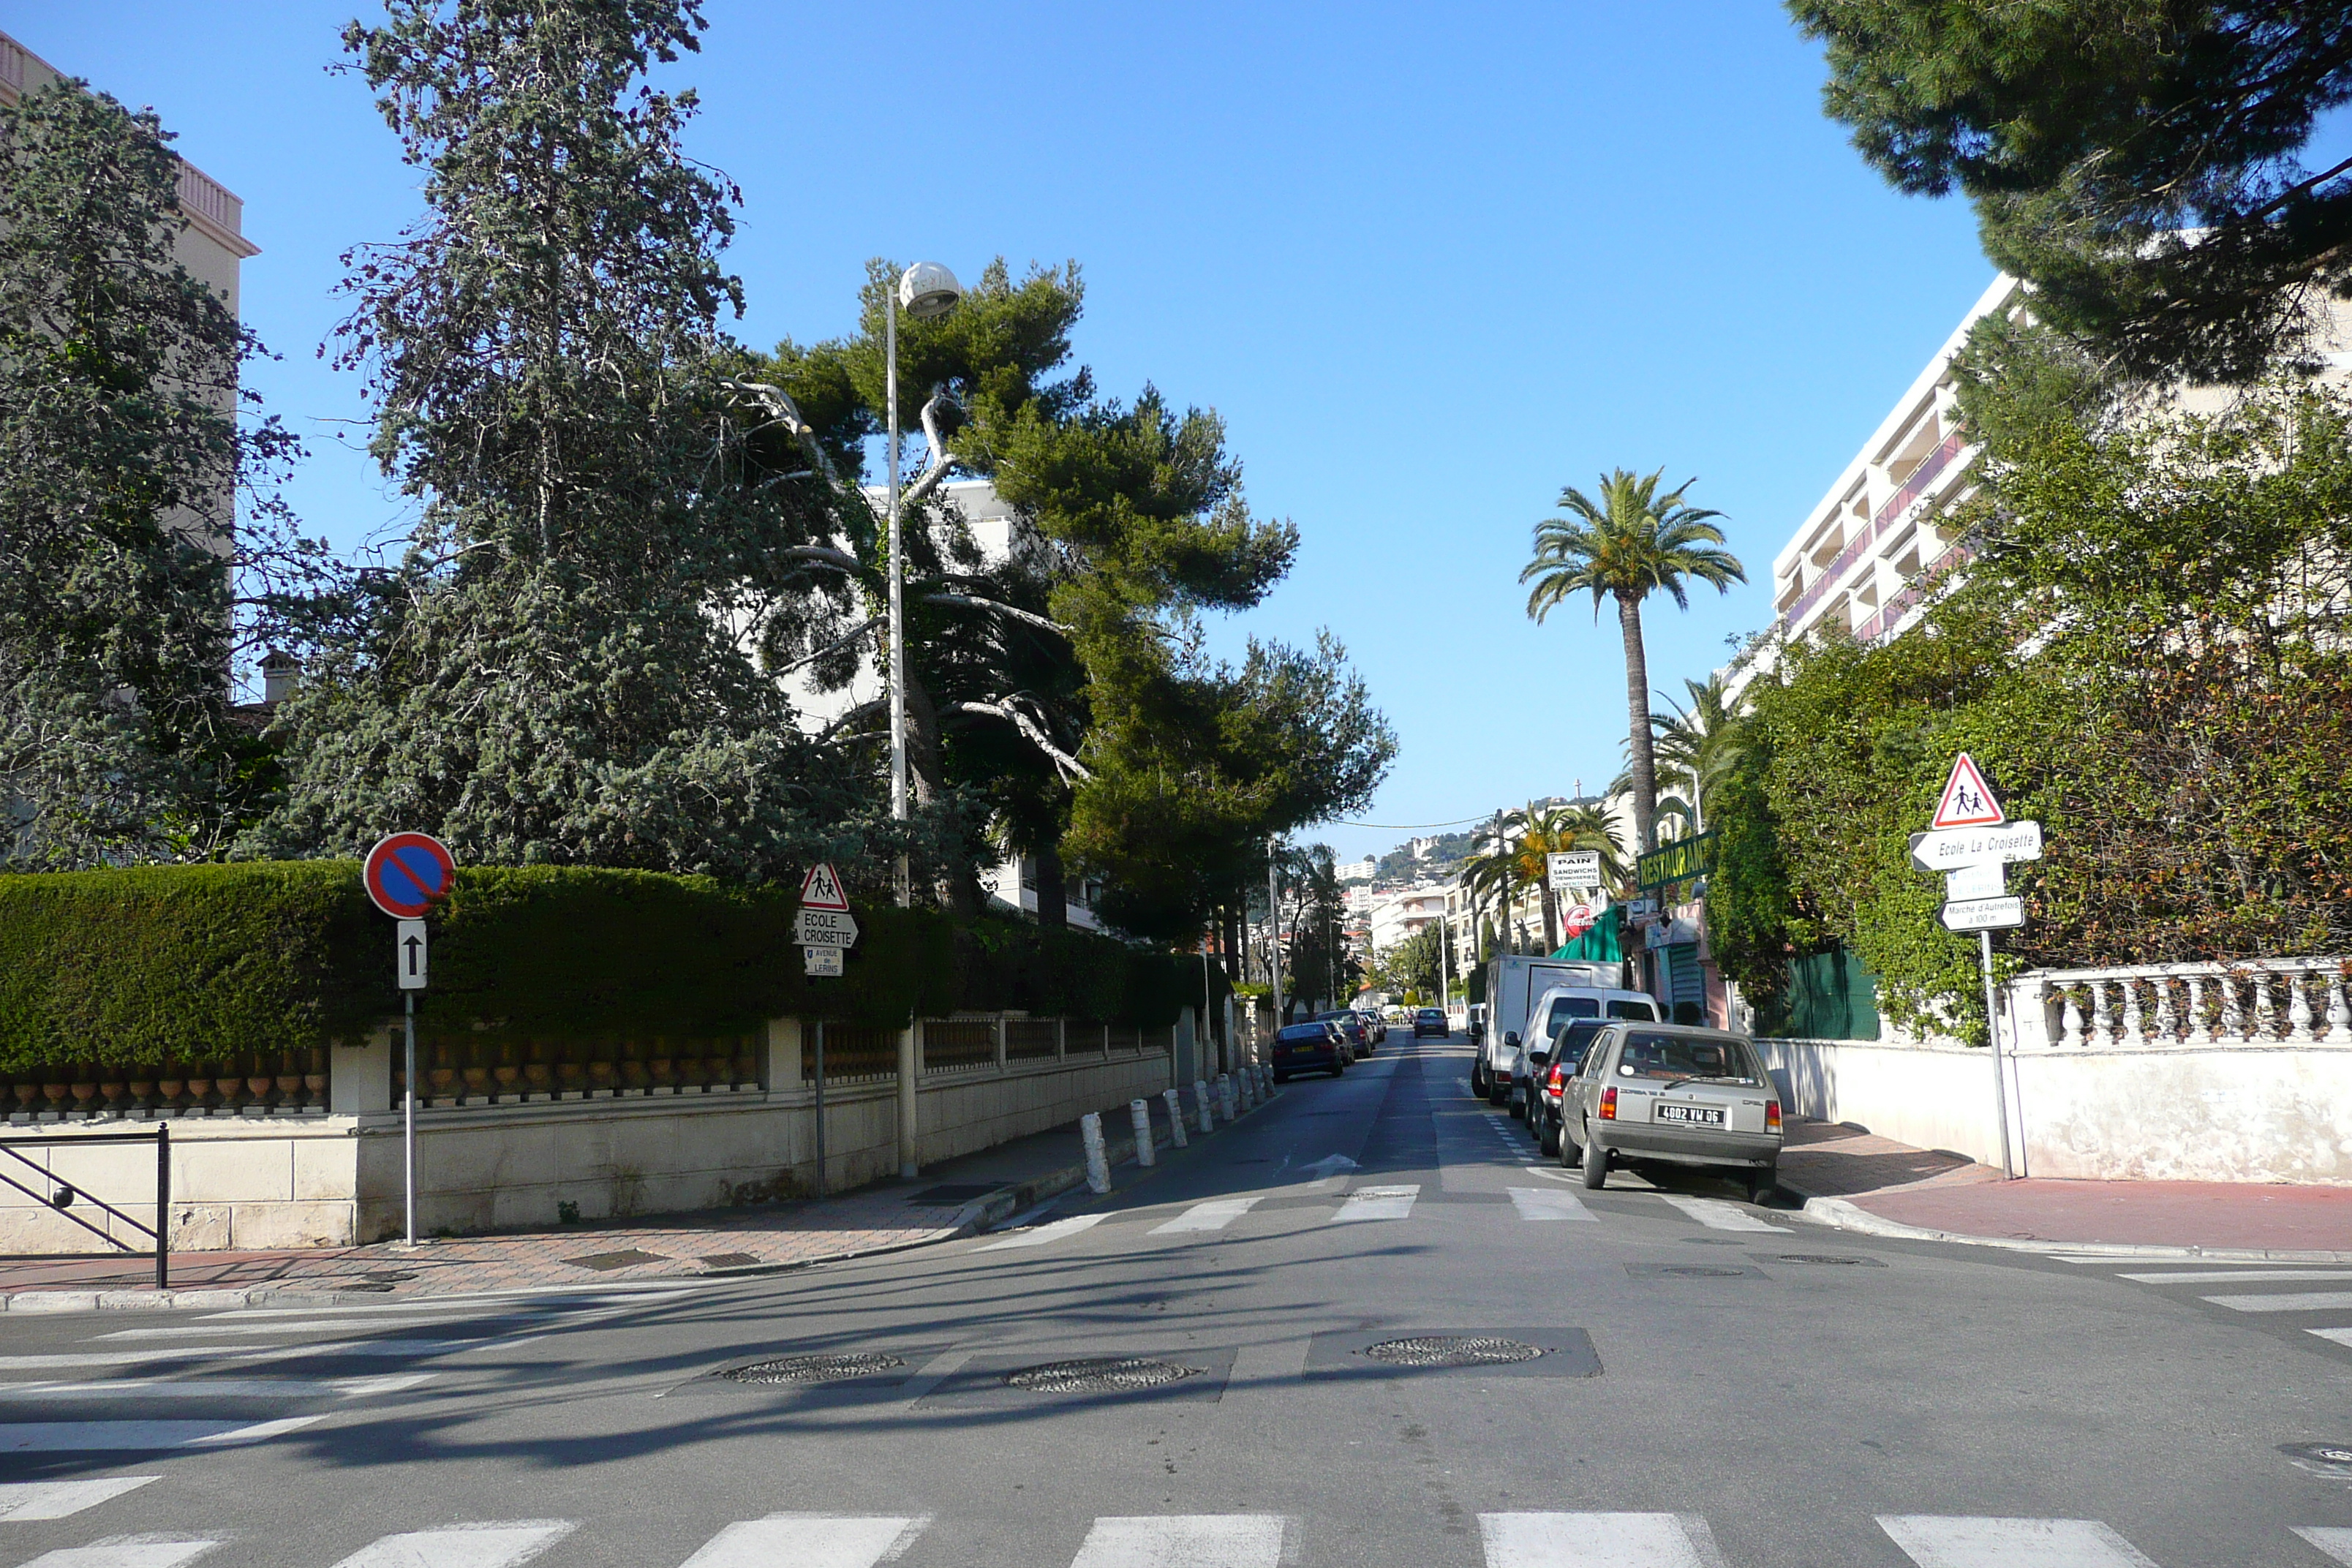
1129, 1098, 1156, 1166
1240, 1068, 1258, 1109
1162, 1088, 1188, 1147
1255, 1064, 1272, 1098
1218, 1072, 1237, 1122
1194, 1078, 1215, 1133
1080, 1111, 1112, 1194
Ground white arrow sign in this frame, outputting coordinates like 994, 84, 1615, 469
1910, 820, 2043, 873
396, 919, 428, 991
1940, 896, 2025, 932
794, 908, 860, 948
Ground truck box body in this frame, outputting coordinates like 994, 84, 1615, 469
1477, 954, 1625, 1082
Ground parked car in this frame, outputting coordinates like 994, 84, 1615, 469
1411, 1007, 1449, 1039
1561, 1023, 1783, 1201
1273, 1020, 1349, 1081
1528, 1018, 1613, 1156
1498, 987, 1662, 1109
1466, 1003, 1485, 1047
1472, 955, 1623, 1098
1362, 1010, 1387, 1044
1314, 1009, 1371, 1056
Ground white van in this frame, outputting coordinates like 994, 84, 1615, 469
1491, 985, 1661, 1109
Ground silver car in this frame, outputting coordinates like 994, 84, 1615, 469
1561, 1023, 1783, 1202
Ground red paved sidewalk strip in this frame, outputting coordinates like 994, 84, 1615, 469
1777, 1117, 2352, 1254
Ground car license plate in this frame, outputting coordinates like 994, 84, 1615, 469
1655, 1103, 1725, 1126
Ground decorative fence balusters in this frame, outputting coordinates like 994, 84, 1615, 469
2251, 971, 2279, 1041
2151, 979, 2176, 1044
2329, 972, 2352, 1046
2219, 973, 2245, 1041
2058, 988, 2085, 1049
2088, 980, 2114, 1047
2185, 976, 2210, 1044
2288, 973, 2315, 1043
2119, 979, 2146, 1046
2025, 959, 2345, 1052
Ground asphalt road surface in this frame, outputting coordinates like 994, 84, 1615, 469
4, 1033, 2350, 1567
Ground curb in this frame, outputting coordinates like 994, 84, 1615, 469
0, 1080, 1285, 1313
1796, 1195, 2352, 1264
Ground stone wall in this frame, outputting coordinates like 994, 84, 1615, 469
1, 1011, 1191, 1251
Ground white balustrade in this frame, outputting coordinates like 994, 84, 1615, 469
2025, 957, 2348, 1052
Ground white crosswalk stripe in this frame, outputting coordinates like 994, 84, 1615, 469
2307, 1327, 2352, 1349
1150, 1198, 1262, 1235
2294, 1526, 2352, 1566
327, 1522, 575, 1568
2199, 1290, 2352, 1313
1656, 1195, 1788, 1232
676, 1515, 930, 1568
0, 1479, 157, 1521
2116, 1267, 2352, 1283
1478, 1511, 1727, 1567
95, 1317, 538, 1340
0, 1417, 324, 1452
980, 1214, 1106, 1251
1877, 1515, 2160, 1567
1506, 1187, 1597, 1223
16, 1540, 219, 1568
1068, 1515, 1285, 1568
0, 1374, 430, 1401
1330, 1184, 1420, 1222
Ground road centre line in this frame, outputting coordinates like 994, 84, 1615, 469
1506, 1187, 1598, 1223
97, 1317, 540, 1340
1330, 1185, 1420, 1222
980, 1215, 1106, 1251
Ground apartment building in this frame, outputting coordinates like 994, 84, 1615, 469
1, 30, 259, 343
1367, 885, 1448, 954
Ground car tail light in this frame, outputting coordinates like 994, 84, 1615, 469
1765, 1098, 1782, 1132
1599, 1086, 1617, 1120
1547, 1063, 1566, 1090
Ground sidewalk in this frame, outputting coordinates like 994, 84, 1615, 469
0, 1086, 1256, 1310
1778, 1117, 2352, 1257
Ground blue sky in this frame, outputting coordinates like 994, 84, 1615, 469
12, 1, 1995, 862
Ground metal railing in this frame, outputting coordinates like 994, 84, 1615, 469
0, 1126, 170, 1288
1872, 432, 1965, 534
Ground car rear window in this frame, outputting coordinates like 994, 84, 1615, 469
1607, 999, 1660, 1019
1550, 1019, 1610, 1068
1545, 998, 1599, 1034
1613, 1032, 1763, 1084
1417, 1010, 1444, 1021
1278, 1025, 1330, 1043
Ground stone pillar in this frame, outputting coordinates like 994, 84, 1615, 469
763, 1017, 801, 1093
897, 1023, 919, 1179
332, 1025, 393, 1117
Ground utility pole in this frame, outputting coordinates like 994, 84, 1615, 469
1267, 840, 1285, 1033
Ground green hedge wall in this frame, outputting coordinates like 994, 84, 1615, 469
0, 863, 1199, 1071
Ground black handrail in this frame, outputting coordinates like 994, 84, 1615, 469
0, 1126, 170, 1289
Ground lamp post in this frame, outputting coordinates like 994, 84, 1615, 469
886, 260, 963, 906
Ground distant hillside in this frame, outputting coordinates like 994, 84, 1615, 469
1374, 829, 1478, 881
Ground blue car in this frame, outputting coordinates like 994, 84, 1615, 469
1272, 1021, 1348, 1081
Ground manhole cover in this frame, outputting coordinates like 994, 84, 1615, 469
1778, 1254, 1886, 1267
2282, 1441, 2352, 1470
1003, 1357, 1202, 1392
700, 1252, 761, 1268
721, 1352, 906, 1385
1363, 1335, 1547, 1368
564, 1248, 670, 1272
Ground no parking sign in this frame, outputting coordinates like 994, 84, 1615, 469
363, 832, 456, 919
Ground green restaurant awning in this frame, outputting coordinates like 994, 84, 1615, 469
1550, 903, 1625, 963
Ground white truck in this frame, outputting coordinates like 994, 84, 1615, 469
1471, 954, 1625, 1096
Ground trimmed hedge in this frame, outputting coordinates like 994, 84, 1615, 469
0, 863, 1199, 1071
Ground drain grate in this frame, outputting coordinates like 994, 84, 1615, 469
1003, 1357, 1202, 1392
721, 1352, 906, 1385
1364, 1335, 1546, 1368
1778, 1254, 1885, 1267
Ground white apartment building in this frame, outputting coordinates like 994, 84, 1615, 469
1336, 856, 1376, 884
1368, 885, 1448, 954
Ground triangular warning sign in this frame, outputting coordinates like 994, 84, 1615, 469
1931, 753, 2005, 829
799, 862, 850, 911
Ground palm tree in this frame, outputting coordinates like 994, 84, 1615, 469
1521, 470, 1746, 853
1649, 674, 1748, 841
1459, 801, 1629, 954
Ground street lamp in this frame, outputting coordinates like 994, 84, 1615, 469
886, 261, 962, 905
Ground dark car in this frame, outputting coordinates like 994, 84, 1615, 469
1313, 1010, 1370, 1056
1412, 1007, 1448, 1039
1529, 1018, 1612, 1156
1273, 1020, 1348, 1081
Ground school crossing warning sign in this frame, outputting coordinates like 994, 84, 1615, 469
800, 862, 850, 911
1931, 753, 2005, 830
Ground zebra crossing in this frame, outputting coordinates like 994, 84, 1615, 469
0, 1284, 691, 1455
2067, 1255, 2352, 1349
2, 1500, 2344, 1567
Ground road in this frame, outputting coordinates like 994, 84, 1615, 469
3, 1033, 2349, 1567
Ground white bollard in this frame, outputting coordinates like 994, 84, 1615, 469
1080, 1111, 1111, 1194
1129, 1098, 1156, 1166
1194, 1078, 1216, 1132
1162, 1088, 1188, 1147
1217, 1072, 1237, 1122
1240, 1068, 1258, 1108
1256, 1064, 1273, 1098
